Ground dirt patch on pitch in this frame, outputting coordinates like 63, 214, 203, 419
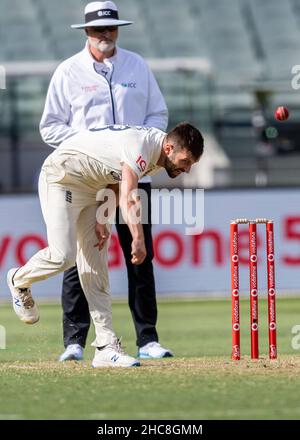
1, 355, 300, 377
139, 355, 300, 377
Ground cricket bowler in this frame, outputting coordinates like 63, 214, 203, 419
7, 122, 204, 367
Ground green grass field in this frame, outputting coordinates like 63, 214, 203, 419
1, 297, 300, 420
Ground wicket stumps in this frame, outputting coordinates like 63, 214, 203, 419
230, 218, 277, 360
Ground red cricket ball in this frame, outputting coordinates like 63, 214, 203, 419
274, 106, 289, 121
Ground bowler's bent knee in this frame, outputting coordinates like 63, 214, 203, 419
62, 259, 76, 272
55, 255, 76, 273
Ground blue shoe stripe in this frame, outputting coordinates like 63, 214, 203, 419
138, 351, 174, 359
138, 352, 153, 359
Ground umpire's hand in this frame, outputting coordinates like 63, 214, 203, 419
131, 238, 147, 265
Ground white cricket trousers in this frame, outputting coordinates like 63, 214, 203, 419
13, 150, 118, 347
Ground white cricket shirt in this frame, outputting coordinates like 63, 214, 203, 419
58, 126, 165, 181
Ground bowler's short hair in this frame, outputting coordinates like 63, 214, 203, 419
166, 122, 204, 160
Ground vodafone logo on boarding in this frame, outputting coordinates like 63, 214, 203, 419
0, 234, 47, 268
2, 214, 300, 271
135, 155, 147, 172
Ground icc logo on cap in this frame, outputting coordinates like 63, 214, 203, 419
98, 10, 112, 16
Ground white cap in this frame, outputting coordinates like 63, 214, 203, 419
71, 1, 133, 29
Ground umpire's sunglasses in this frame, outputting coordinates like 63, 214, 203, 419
91, 26, 118, 33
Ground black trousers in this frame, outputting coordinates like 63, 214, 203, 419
61, 182, 158, 348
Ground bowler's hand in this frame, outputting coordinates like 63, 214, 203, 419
131, 238, 146, 265
94, 223, 110, 251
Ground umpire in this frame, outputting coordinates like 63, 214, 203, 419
40, 1, 173, 360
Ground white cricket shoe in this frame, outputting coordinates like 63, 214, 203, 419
7, 268, 39, 324
138, 342, 174, 359
59, 344, 84, 362
92, 338, 140, 368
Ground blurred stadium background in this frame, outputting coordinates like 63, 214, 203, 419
1, 0, 300, 299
